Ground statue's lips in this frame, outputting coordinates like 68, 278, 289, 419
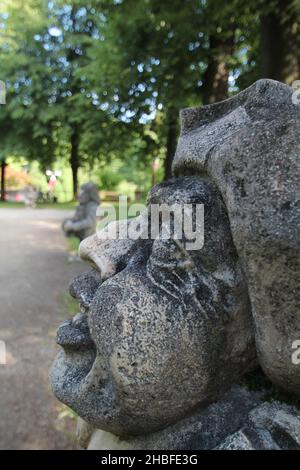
56, 314, 94, 349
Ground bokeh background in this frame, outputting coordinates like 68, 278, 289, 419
1, 0, 299, 204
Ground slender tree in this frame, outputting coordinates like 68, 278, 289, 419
1, 160, 6, 201
202, 29, 235, 104
260, 0, 300, 84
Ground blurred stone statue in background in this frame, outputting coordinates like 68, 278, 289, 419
24, 186, 38, 208
51, 80, 300, 450
62, 182, 100, 242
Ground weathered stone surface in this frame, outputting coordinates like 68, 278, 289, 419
62, 182, 100, 241
80, 386, 263, 450
217, 402, 300, 450
217, 430, 257, 450
173, 79, 300, 394
51, 176, 256, 437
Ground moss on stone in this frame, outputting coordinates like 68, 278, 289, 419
242, 367, 300, 411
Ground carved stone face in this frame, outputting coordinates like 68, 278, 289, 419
51, 176, 255, 436
51, 79, 299, 439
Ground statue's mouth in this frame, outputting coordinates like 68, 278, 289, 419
55, 269, 102, 351
51, 305, 98, 411
55, 307, 94, 350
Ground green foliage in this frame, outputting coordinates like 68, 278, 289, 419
1, 0, 299, 189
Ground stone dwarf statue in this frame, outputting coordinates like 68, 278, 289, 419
51, 79, 300, 450
62, 182, 100, 241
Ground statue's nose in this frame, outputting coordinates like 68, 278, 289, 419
79, 234, 119, 280
78, 220, 139, 281
79, 234, 99, 266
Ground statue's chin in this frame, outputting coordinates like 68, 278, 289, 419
50, 348, 96, 406
50, 349, 122, 434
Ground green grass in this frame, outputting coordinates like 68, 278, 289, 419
0, 201, 25, 208
0, 201, 76, 209
61, 292, 79, 316
67, 236, 80, 253
37, 201, 76, 210
0, 199, 145, 211
58, 404, 78, 420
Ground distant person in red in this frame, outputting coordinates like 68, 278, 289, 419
48, 174, 57, 191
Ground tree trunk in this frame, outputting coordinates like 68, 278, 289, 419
202, 29, 235, 105
260, 0, 299, 84
1, 160, 6, 201
163, 109, 179, 181
70, 129, 79, 200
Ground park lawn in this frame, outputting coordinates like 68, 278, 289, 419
67, 236, 80, 253
36, 202, 77, 210
0, 201, 76, 210
0, 201, 25, 208
0, 200, 145, 211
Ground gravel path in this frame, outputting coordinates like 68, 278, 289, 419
0, 209, 87, 449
